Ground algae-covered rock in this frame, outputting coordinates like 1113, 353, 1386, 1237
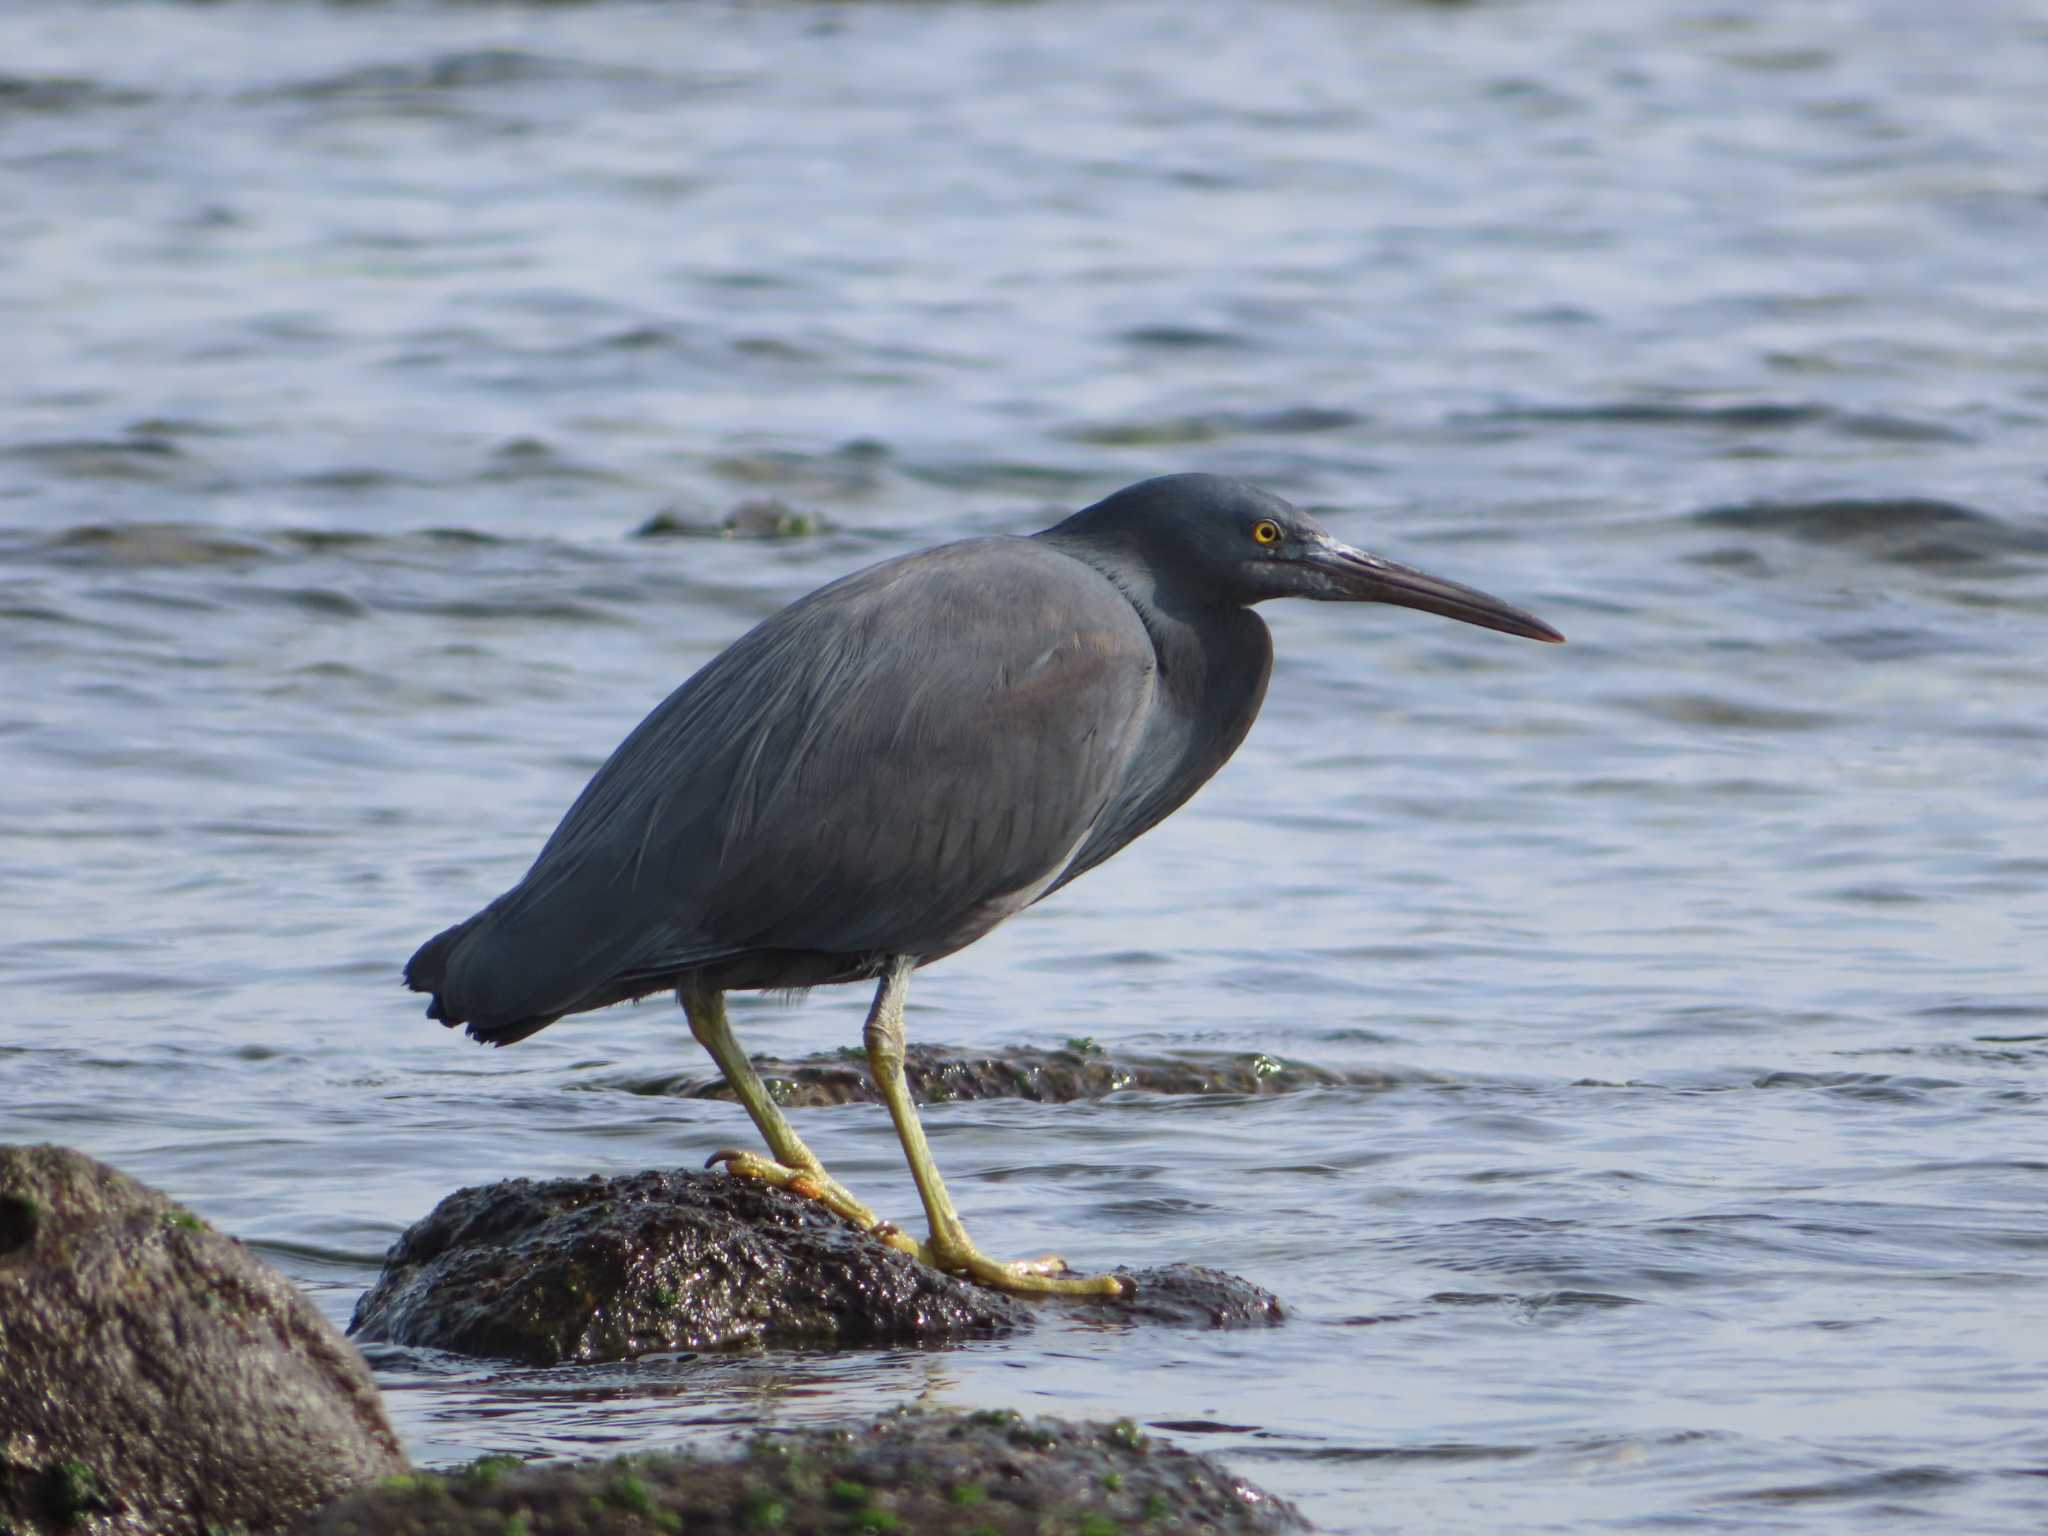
631, 496, 829, 539
0, 1143, 408, 1536
291, 1408, 1313, 1534
639, 1040, 1384, 1107
347, 1167, 1028, 1363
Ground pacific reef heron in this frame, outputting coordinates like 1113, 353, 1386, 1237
407, 473, 1563, 1296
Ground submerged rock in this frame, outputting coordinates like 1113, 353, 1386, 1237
349, 1169, 1284, 1364
641, 1040, 1384, 1107
291, 1407, 1312, 1534
632, 496, 829, 539
0, 1143, 408, 1536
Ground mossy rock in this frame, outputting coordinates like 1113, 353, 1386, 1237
291, 1409, 1311, 1534
0, 1144, 407, 1535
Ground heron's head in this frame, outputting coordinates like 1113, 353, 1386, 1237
1047, 473, 1564, 643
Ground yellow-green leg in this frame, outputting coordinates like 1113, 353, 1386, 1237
681, 978, 918, 1258
863, 956, 1125, 1298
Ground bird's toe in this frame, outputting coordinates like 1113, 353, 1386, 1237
926, 1232, 1124, 1297
707, 1146, 901, 1244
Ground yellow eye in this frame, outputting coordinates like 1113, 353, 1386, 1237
1252, 520, 1282, 546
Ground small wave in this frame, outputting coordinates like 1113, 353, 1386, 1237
1248, 1436, 1538, 1464
1428, 1288, 1642, 1313
1918, 1001, 2045, 1021
1, 520, 714, 637
1616, 692, 1839, 731
1730, 1463, 1971, 1505
37, 522, 270, 567
291, 467, 432, 495
1062, 405, 1365, 447
1146, 1419, 1265, 1435
3, 436, 194, 484
388, 595, 622, 625
1690, 496, 2044, 569
1819, 625, 1976, 662
1116, 324, 1255, 351
1478, 398, 1969, 444
1821, 882, 1927, 906
8, 522, 535, 572
900, 459, 1103, 494
0, 74, 150, 116
254, 48, 651, 102
1489, 400, 1828, 429
1746, 1070, 1961, 1102
1832, 412, 1974, 444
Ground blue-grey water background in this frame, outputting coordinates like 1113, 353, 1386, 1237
4, 0, 2046, 1530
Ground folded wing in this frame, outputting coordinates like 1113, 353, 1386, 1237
407, 539, 1157, 1040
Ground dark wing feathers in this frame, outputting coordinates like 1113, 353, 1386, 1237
409, 539, 1157, 1037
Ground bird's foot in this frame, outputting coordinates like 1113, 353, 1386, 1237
705, 1149, 1124, 1295
926, 1229, 1127, 1298
705, 1148, 921, 1259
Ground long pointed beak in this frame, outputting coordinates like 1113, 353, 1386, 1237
1308, 537, 1565, 643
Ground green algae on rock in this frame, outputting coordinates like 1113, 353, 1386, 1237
290, 1409, 1312, 1535
626, 1041, 1394, 1107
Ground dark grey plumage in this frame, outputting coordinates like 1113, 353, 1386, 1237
407, 473, 1560, 1046
406, 472, 1561, 1295
411, 538, 1157, 1040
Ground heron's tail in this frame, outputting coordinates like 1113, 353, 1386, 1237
402, 919, 468, 1023
403, 911, 559, 1047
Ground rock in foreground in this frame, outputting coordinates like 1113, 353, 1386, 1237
349, 1168, 1284, 1363
0, 1144, 408, 1536
292, 1408, 1312, 1535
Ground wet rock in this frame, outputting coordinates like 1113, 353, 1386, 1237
290, 1407, 1312, 1535
638, 1040, 1385, 1107
347, 1168, 1028, 1363
0, 1144, 408, 1536
348, 1171, 1285, 1366
1096, 1264, 1287, 1329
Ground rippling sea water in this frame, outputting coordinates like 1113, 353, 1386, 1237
5, 1, 2046, 1530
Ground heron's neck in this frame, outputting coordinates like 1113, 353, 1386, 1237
1037, 533, 1264, 695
